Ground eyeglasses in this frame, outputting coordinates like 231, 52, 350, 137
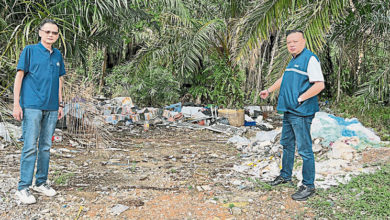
40, 29, 59, 35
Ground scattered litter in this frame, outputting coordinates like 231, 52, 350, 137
227, 135, 250, 146
0, 122, 21, 142
245, 114, 254, 122
228, 111, 384, 188
165, 102, 182, 112
244, 106, 261, 117
112, 97, 134, 107
254, 129, 281, 142
1, 93, 386, 214
75, 206, 84, 220
110, 204, 129, 215
181, 106, 203, 117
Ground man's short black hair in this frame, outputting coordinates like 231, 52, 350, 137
286, 30, 304, 37
39, 19, 59, 30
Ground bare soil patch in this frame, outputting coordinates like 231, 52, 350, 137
1, 125, 317, 219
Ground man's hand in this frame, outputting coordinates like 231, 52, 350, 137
13, 104, 23, 121
260, 89, 270, 99
58, 107, 64, 119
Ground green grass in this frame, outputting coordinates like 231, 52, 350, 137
308, 164, 390, 219
294, 159, 303, 169
247, 177, 273, 191
54, 172, 75, 185
130, 161, 137, 172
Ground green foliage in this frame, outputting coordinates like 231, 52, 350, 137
187, 74, 209, 102
308, 164, 390, 218
0, 0, 140, 60
0, 57, 15, 95
74, 47, 104, 83
2, 0, 389, 116
330, 96, 390, 141
330, 0, 390, 103
207, 62, 245, 109
133, 65, 180, 107
189, 55, 245, 108
354, 43, 390, 104
247, 90, 260, 105
108, 63, 180, 107
0, 0, 160, 96
54, 172, 75, 185
237, 0, 347, 60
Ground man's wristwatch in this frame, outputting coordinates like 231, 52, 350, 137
59, 101, 64, 108
298, 97, 303, 104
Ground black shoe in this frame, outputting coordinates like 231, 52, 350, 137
269, 176, 292, 186
291, 185, 315, 201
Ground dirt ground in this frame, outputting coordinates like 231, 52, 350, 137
0, 122, 320, 219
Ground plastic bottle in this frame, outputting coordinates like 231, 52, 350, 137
144, 120, 149, 131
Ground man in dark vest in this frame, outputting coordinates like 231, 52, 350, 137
260, 30, 325, 201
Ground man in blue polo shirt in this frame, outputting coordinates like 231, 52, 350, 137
13, 19, 66, 204
260, 30, 325, 201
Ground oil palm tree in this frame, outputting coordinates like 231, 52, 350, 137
0, 0, 150, 62
124, 0, 251, 106
331, 0, 390, 104
0, 0, 153, 93
129, 0, 251, 77
234, 0, 348, 100
129, 0, 351, 101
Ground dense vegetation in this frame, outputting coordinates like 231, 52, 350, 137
1, 0, 389, 137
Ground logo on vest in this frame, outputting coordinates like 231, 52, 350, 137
56, 62, 60, 67
294, 64, 299, 68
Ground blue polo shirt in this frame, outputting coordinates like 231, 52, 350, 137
17, 42, 66, 110
277, 48, 324, 116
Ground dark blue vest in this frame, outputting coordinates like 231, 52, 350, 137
277, 48, 320, 116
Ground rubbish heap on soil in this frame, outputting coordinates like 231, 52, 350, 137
0, 97, 386, 190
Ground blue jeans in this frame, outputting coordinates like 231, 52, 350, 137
279, 112, 315, 188
18, 109, 58, 190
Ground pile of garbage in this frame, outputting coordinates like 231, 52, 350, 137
0, 97, 277, 149
1, 96, 386, 190
228, 111, 385, 189
60, 97, 277, 135
311, 112, 382, 149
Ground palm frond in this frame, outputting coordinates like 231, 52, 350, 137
179, 19, 225, 75
236, 0, 347, 61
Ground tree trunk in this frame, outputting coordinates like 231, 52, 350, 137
99, 46, 108, 94
267, 31, 279, 78
337, 56, 342, 102
254, 42, 268, 103
324, 42, 334, 98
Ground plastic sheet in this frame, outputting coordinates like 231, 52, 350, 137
311, 112, 381, 149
